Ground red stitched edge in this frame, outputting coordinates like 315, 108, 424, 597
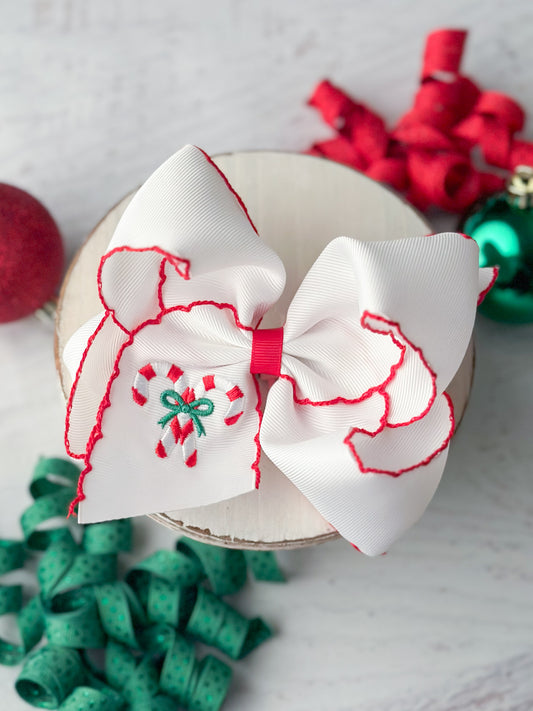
343, 391, 455, 477
64, 312, 110, 459
277, 309, 436, 426
97, 245, 191, 330
361, 312, 437, 428
157, 257, 168, 312
66, 247, 190, 459
251, 375, 262, 488
276, 309, 443, 478
426, 231, 472, 241
195, 146, 258, 235
477, 266, 499, 306
278, 320, 405, 407
68, 325, 137, 515
68, 300, 261, 515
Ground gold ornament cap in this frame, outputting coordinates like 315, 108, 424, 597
506, 165, 533, 209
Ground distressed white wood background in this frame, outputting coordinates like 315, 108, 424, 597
0, 1, 532, 709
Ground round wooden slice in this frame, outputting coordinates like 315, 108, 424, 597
55, 151, 474, 550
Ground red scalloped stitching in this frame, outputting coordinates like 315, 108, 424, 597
69, 300, 261, 515
64, 312, 111, 459
276, 308, 436, 424
251, 374, 262, 488
157, 257, 168, 312
278, 321, 406, 407
195, 146, 258, 235
360, 312, 437, 429
68, 324, 137, 515
163, 299, 255, 331
65, 249, 182, 459
97, 245, 191, 331
477, 266, 499, 306
275, 309, 442, 477
344, 391, 455, 477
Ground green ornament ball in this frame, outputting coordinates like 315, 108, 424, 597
461, 166, 533, 323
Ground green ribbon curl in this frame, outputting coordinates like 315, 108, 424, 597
0, 457, 286, 710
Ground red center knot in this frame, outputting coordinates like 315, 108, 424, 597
250, 327, 284, 378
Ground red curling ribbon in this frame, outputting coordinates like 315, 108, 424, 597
421, 28, 467, 80
365, 157, 407, 193
307, 29, 531, 214
476, 91, 525, 133
406, 151, 481, 212
308, 135, 368, 171
510, 140, 533, 169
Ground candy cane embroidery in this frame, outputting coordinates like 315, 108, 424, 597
132, 362, 244, 468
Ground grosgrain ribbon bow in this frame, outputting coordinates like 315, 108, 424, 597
63, 145, 496, 556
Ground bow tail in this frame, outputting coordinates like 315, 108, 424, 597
64, 312, 130, 458
261, 379, 454, 556
75, 308, 261, 524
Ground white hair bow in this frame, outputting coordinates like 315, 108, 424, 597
63, 145, 495, 556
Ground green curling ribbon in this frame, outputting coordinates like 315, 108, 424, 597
1, 456, 285, 711
54, 551, 117, 595
16, 646, 86, 707
37, 536, 78, 599
82, 520, 132, 555
0, 541, 24, 618
58, 685, 123, 711
126, 549, 204, 598
244, 550, 286, 582
185, 587, 271, 660
136, 573, 271, 660
94, 582, 145, 648
21, 490, 76, 551
157, 630, 232, 711
22, 457, 81, 552
37, 537, 118, 599
145, 576, 196, 629
29, 457, 81, 499
0, 540, 44, 665
44, 588, 106, 648
105, 641, 159, 707
176, 538, 247, 595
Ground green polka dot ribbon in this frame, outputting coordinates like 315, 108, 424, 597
0, 457, 286, 709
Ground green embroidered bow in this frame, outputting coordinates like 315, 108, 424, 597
158, 390, 214, 437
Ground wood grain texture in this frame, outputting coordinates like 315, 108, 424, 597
1, 1, 533, 708
55, 150, 473, 549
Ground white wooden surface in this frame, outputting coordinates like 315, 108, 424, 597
1, 1, 533, 709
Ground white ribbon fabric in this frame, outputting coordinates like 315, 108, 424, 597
64, 144, 496, 556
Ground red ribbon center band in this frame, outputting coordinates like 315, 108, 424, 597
250, 327, 284, 378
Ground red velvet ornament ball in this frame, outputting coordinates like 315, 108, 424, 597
0, 184, 63, 322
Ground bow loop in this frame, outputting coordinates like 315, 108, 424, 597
98, 145, 286, 332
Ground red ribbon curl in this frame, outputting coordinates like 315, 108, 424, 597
307, 29, 533, 213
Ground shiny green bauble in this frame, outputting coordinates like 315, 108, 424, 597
461, 166, 533, 323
